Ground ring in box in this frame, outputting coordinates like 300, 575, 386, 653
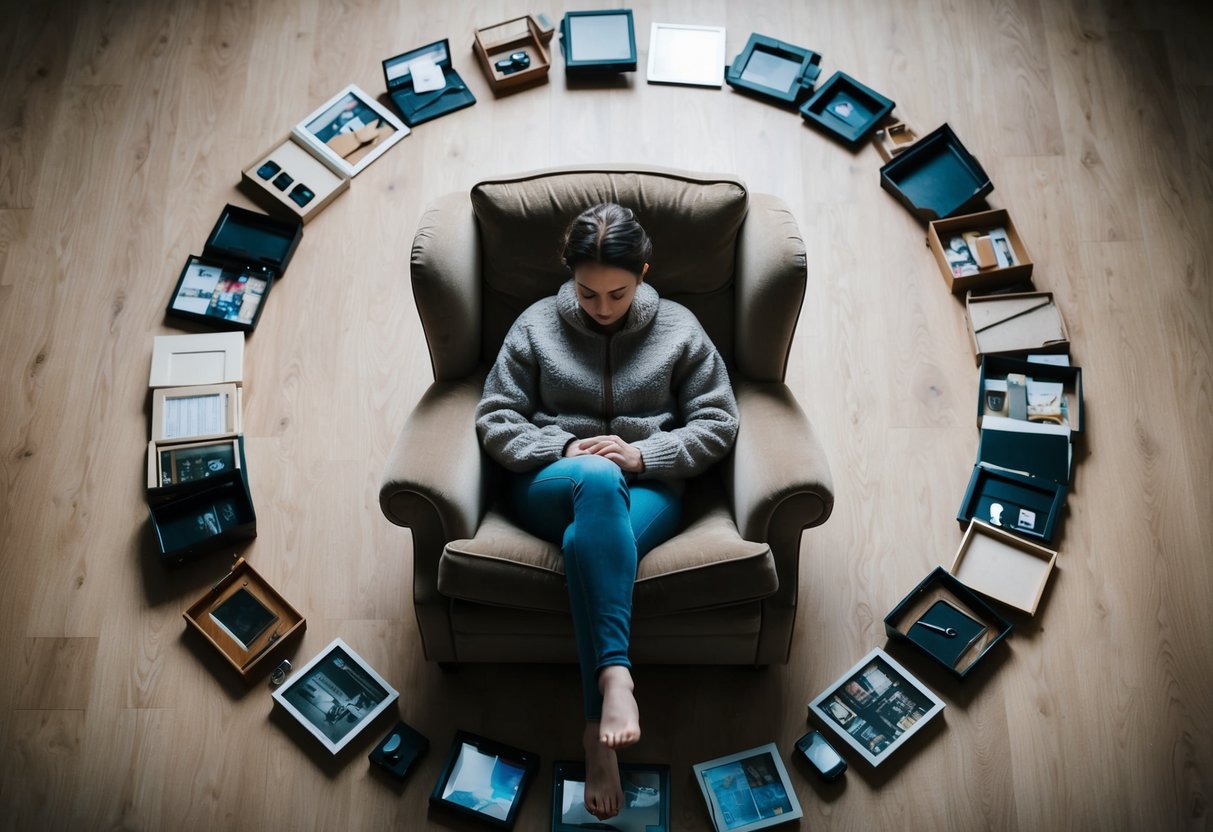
880, 123, 993, 221
183, 557, 305, 682
382, 39, 477, 127
958, 463, 1067, 544
165, 205, 302, 332
242, 134, 350, 223
474, 14, 552, 93
726, 33, 821, 107
950, 520, 1058, 616
799, 71, 894, 147
966, 291, 1070, 365
884, 566, 1011, 677
560, 9, 637, 75
928, 208, 1034, 294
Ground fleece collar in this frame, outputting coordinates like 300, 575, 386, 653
555, 278, 660, 336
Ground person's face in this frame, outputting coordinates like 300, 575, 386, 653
574, 261, 648, 331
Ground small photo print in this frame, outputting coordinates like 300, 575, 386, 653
945, 235, 979, 277
209, 586, 277, 650
159, 440, 236, 486
988, 227, 1018, 267
693, 743, 802, 832
170, 258, 266, 325
441, 743, 528, 821
294, 84, 408, 176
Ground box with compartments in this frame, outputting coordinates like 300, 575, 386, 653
928, 208, 1034, 294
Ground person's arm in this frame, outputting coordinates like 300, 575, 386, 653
475, 325, 577, 472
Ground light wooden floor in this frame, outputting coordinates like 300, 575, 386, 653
1, 0, 1210, 829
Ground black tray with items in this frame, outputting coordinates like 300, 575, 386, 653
165, 204, 302, 332
799, 70, 894, 147
559, 9, 637, 74
726, 33, 821, 106
430, 730, 540, 829
978, 355, 1083, 435
147, 467, 256, 566
884, 566, 1012, 678
958, 462, 1067, 543
879, 123, 993, 221
382, 39, 477, 127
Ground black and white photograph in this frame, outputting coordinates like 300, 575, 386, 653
692, 743, 802, 832
553, 762, 669, 832
988, 227, 1019, 267
209, 586, 277, 650
430, 731, 538, 829
809, 648, 945, 766
272, 638, 398, 754
158, 439, 237, 487
292, 84, 408, 177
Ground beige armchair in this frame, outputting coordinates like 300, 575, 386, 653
380, 165, 833, 667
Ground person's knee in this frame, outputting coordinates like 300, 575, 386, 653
569, 453, 626, 484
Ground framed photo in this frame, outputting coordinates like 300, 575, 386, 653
429, 730, 539, 829
646, 23, 727, 87
167, 256, 269, 330
292, 84, 408, 177
271, 638, 398, 754
808, 647, 945, 767
552, 761, 669, 832
157, 437, 239, 487
151, 383, 240, 442
692, 743, 801, 831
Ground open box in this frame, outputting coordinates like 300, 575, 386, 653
726, 32, 821, 107
474, 14, 552, 93
958, 463, 1067, 544
148, 471, 256, 566
978, 355, 1083, 435
880, 123, 993, 221
165, 205, 302, 332
884, 566, 1012, 677
382, 39, 477, 127
873, 117, 923, 163
183, 557, 305, 682
978, 415, 1072, 485
929, 208, 1034, 294
241, 133, 350, 223
800, 70, 894, 147
967, 291, 1070, 365
949, 520, 1057, 616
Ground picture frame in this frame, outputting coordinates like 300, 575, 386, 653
430, 730, 539, 829
692, 742, 802, 831
646, 22, 727, 87
151, 383, 241, 443
166, 255, 270, 331
271, 638, 399, 754
552, 761, 670, 832
155, 436, 240, 488
560, 9, 637, 73
292, 84, 408, 177
808, 647, 945, 767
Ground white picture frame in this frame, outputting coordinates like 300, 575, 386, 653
272, 637, 399, 754
692, 742, 802, 831
291, 83, 408, 177
646, 22, 726, 87
808, 647, 945, 767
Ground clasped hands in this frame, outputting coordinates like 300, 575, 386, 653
565, 434, 644, 473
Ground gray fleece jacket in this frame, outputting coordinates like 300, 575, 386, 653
475, 279, 739, 480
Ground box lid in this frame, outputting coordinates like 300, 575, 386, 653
966, 291, 1070, 364
560, 9, 637, 73
977, 415, 1072, 485
149, 332, 244, 388
949, 520, 1057, 615
879, 123, 993, 221
726, 33, 821, 104
383, 39, 454, 92
203, 204, 302, 274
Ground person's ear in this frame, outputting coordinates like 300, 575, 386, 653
639, 263, 650, 282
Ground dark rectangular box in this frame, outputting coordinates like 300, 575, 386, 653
726, 33, 821, 106
880, 123, 993, 222
148, 461, 256, 566
800, 70, 894, 147
958, 463, 1067, 544
383, 39, 476, 126
560, 9, 637, 74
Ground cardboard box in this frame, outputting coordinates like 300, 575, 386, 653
149, 332, 244, 389
966, 291, 1070, 365
183, 557, 305, 681
473, 14, 552, 93
958, 463, 1067, 543
978, 355, 1083, 435
884, 566, 1012, 677
880, 123, 993, 222
928, 208, 1034, 294
873, 117, 923, 163
800, 71, 894, 147
241, 134, 350, 223
949, 520, 1057, 615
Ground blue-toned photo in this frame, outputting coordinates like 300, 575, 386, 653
702, 752, 793, 830
441, 744, 527, 821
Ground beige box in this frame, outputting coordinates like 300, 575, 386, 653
929, 209, 1034, 294
151, 383, 242, 444
241, 133, 351, 223
149, 332, 244, 389
873, 118, 922, 163
949, 519, 1057, 615
473, 14, 552, 94
966, 291, 1070, 366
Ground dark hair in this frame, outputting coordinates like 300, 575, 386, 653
561, 202, 653, 277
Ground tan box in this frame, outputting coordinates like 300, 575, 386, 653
928, 208, 1034, 294
151, 383, 242, 444
873, 118, 922, 163
149, 332, 244, 389
241, 133, 350, 224
949, 520, 1057, 615
966, 291, 1070, 366
473, 14, 552, 93
183, 557, 306, 683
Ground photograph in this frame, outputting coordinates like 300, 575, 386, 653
809, 648, 945, 767
159, 439, 237, 487
988, 227, 1019, 267
945, 235, 980, 277
293, 84, 408, 176
157, 491, 245, 550
209, 586, 277, 650
169, 257, 267, 327
692, 743, 802, 832
430, 731, 538, 829
553, 762, 669, 832
272, 638, 398, 754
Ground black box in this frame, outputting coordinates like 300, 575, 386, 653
369, 720, 429, 781
800, 70, 894, 147
879, 123, 993, 221
147, 451, 256, 567
165, 205, 302, 333
978, 355, 1083, 436
383, 39, 476, 127
977, 417, 1072, 485
884, 566, 1012, 678
726, 33, 821, 107
958, 463, 1067, 543
559, 9, 637, 74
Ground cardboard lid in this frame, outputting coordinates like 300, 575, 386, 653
149, 332, 244, 388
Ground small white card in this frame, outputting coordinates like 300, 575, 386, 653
409, 57, 445, 92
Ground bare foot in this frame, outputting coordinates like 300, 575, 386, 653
598, 665, 641, 748
583, 722, 623, 820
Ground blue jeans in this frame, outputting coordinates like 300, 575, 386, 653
509, 455, 681, 720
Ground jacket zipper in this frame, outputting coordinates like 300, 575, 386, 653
603, 334, 614, 428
